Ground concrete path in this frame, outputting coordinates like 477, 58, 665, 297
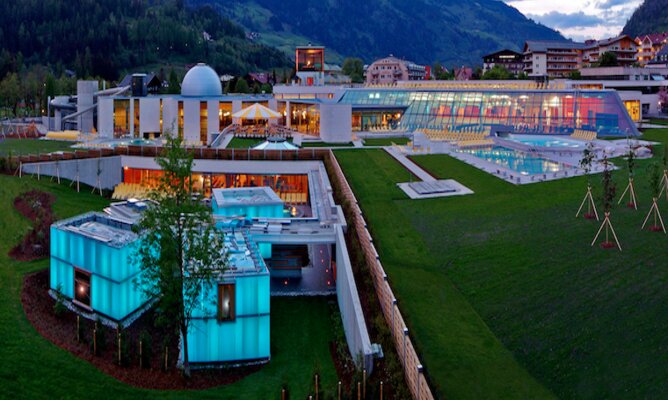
219, 133, 234, 148
384, 146, 436, 182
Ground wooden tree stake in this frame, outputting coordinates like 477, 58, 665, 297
659, 170, 668, 201
618, 177, 638, 209
642, 198, 667, 233
576, 185, 599, 220
592, 212, 622, 251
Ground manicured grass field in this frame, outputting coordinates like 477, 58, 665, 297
363, 137, 410, 146
0, 175, 338, 399
335, 129, 668, 399
225, 137, 263, 149
0, 138, 76, 156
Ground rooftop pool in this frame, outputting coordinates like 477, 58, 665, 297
457, 146, 569, 176
503, 134, 586, 149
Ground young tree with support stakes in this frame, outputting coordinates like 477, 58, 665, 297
618, 149, 638, 209
576, 142, 599, 220
133, 133, 228, 378
659, 146, 668, 201
592, 157, 622, 250
642, 162, 666, 233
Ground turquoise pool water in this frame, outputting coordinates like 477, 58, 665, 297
458, 146, 568, 175
505, 134, 585, 149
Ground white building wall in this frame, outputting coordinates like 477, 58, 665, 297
268, 99, 278, 126
531, 53, 547, 76
77, 80, 98, 134
183, 100, 200, 144
232, 100, 242, 125
319, 103, 352, 143
207, 100, 219, 144
97, 97, 114, 138
162, 98, 178, 136
139, 98, 161, 136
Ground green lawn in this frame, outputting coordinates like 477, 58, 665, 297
0, 138, 76, 156
335, 128, 668, 399
648, 118, 668, 126
225, 137, 264, 149
363, 137, 410, 146
0, 175, 338, 399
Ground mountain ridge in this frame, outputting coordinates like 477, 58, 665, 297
623, 0, 668, 38
188, 0, 565, 66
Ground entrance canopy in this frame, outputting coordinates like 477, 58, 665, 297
232, 103, 282, 120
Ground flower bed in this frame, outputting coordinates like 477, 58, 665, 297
22, 269, 264, 389
9, 190, 55, 261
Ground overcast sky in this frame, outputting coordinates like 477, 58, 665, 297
505, 0, 643, 41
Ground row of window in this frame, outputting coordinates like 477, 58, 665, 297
339, 90, 635, 135
73, 267, 236, 322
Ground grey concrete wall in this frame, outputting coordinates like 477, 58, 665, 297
97, 97, 114, 137
77, 81, 98, 133
335, 225, 374, 373
21, 156, 123, 190
320, 103, 353, 143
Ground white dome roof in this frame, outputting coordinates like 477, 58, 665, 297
181, 63, 222, 97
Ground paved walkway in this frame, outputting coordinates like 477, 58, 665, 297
384, 146, 436, 182
219, 133, 234, 148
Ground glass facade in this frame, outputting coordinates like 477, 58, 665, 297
50, 216, 147, 321
123, 168, 309, 204
113, 99, 130, 138
339, 89, 639, 137
200, 101, 208, 144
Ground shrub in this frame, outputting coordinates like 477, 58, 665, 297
115, 323, 130, 366
139, 329, 152, 369
91, 317, 106, 355
53, 284, 67, 318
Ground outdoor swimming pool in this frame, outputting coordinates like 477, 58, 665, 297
458, 146, 569, 176
504, 134, 586, 149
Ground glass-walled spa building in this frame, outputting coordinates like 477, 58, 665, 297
50, 212, 148, 321
50, 210, 271, 365
338, 88, 639, 137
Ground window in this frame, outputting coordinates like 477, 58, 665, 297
217, 283, 235, 322
74, 268, 91, 307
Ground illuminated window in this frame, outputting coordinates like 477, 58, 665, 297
133, 99, 140, 138
113, 99, 130, 138
217, 283, 235, 322
74, 268, 91, 307
200, 102, 208, 144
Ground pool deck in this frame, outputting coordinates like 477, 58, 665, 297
399, 141, 614, 185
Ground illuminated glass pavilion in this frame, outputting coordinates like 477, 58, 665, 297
50, 212, 270, 365
339, 89, 639, 137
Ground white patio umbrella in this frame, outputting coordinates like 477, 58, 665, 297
232, 103, 282, 120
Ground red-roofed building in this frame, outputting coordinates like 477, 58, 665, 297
582, 35, 637, 67
635, 32, 668, 65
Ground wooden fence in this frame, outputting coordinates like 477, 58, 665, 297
327, 153, 435, 400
